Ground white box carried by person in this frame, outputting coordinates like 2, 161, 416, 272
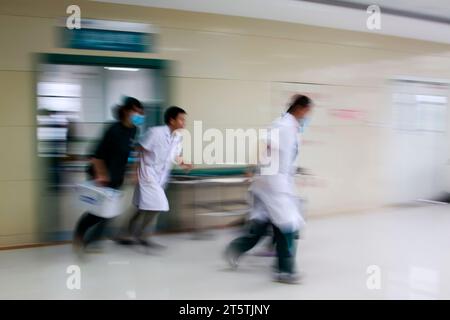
77, 181, 124, 218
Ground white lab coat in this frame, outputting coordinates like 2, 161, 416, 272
133, 125, 182, 211
249, 113, 305, 232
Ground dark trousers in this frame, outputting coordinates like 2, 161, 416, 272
228, 220, 297, 274
73, 212, 109, 246
127, 210, 159, 239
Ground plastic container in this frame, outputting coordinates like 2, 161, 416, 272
76, 181, 124, 218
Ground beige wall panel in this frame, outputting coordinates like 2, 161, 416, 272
0, 180, 37, 236
0, 71, 34, 126
0, 15, 54, 71
0, 126, 37, 181
171, 77, 272, 127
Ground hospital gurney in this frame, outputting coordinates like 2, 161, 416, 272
169, 175, 251, 238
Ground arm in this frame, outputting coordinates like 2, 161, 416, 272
130, 145, 144, 183
176, 156, 193, 171
174, 138, 193, 171
91, 158, 109, 186
269, 126, 297, 175
91, 126, 112, 186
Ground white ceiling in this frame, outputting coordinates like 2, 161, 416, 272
94, 0, 450, 44
340, 0, 450, 21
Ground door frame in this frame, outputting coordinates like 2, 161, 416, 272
33, 53, 172, 242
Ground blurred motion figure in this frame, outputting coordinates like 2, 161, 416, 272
225, 94, 313, 284
118, 106, 192, 249
73, 97, 144, 254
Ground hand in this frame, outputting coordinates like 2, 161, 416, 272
130, 172, 138, 184
95, 174, 109, 187
244, 171, 255, 178
180, 163, 193, 172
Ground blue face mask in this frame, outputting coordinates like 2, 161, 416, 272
298, 117, 311, 133
131, 113, 145, 126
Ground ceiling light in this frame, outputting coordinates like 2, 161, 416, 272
104, 67, 140, 71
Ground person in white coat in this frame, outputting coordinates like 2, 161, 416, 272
119, 106, 192, 248
225, 94, 313, 284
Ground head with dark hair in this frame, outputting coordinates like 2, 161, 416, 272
286, 94, 313, 120
164, 106, 187, 130
115, 96, 144, 126
124, 96, 143, 110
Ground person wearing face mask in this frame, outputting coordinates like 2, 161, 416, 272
116, 106, 192, 249
225, 94, 313, 284
73, 96, 144, 255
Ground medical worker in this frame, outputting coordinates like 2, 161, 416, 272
120, 106, 192, 248
225, 94, 313, 284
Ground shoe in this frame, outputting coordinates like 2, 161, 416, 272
224, 246, 240, 269
114, 237, 137, 245
273, 272, 301, 284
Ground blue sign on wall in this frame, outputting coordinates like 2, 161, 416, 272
59, 19, 155, 53
61, 28, 152, 52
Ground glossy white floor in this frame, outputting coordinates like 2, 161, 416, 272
1, 203, 450, 299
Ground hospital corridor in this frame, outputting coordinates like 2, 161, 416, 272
1, 0, 450, 304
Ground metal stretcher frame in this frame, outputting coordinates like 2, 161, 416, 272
169, 174, 251, 236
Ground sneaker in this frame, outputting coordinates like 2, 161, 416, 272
273, 272, 301, 284
224, 246, 240, 269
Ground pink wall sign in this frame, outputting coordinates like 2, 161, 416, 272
329, 108, 365, 120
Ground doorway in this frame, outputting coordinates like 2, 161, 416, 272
390, 79, 449, 203
35, 54, 170, 241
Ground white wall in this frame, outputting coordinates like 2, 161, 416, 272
104, 68, 157, 120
